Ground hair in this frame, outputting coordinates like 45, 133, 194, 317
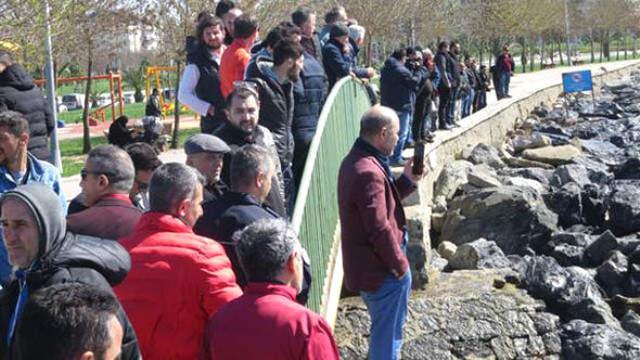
263, 22, 300, 49
196, 10, 213, 23
360, 107, 394, 138
324, 7, 344, 25
86, 145, 135, 193
235, 218, 298, 282
438, 41, 449, 51
450, 40, 460, 48
348, 25, 365, 41
406, 47, 416, 57
391, 48, 407, 61
291, 7, 313, 27
149, 162, 203, 213
273, 39, 304, 66
196, 16, 225, 43
0, 111, 29, 137
151, 88, 159, 95
15, 283, 120, 360
0, 50, 12, 66
215, 0, 235, 18
422, 48, 433, 57
125, 143, 161, 172
233, 14, 258, 39
115, 115, 128, 124
226, 86, 259, 106
230, 144, 273, 190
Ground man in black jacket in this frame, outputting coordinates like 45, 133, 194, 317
0, 183, 140, 359
178, 16, 227, 133
0, 51, 53, 162
247, 39, 304, 214
447, 42, 462, 126
435, 41, 453, 130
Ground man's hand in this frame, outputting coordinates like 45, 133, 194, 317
207, 104, 215, 116
403, 157, 425, 183
366, 67, 376, 78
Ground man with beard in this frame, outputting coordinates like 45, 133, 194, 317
246, 39, 304, 215
0, 111, 65, 285
213, 86, 286, 217
178, 16, 227, 134
185, 133, 230, 203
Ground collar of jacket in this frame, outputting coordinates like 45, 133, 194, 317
244, 282, 297, 301
219, 121, 256, 144
136, 212, 194, 234
354, 137, 393, 180
222, 191, 279, 217
97, 193, 133, 205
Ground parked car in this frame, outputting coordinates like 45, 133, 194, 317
61, 93, 86, 110
122, 91, 136, 104
96, 93, 112, 107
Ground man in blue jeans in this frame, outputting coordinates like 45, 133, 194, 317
338, 105, 423, 360
495, 45, 515, 99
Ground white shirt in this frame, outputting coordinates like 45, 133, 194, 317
178, 47, 224, 117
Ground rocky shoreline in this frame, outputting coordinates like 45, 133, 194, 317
336, 72, 640, 359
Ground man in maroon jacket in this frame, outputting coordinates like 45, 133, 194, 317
206, 218, 340, 359
338, 105, 423, 360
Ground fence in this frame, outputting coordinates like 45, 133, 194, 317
291, 77, 375, 314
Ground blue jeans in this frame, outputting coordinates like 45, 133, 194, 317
391, 111, 411, 162
477, 91, 487, 110
462, 88, 475, 117
361, 243, 412, 360
447, 87, 459, 124
500, 72, 511, 97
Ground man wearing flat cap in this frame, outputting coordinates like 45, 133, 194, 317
185, 133, 231, 203
322, 22, 375, 89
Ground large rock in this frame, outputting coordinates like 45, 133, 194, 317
467, 165, 502, 188
511, 133, 552, 152
504, 176, 546, 194
515, 256, 619, 328
615, 158, 640, 180
336, 270, 562, 360
462, 143, 506, 169
449, 238, 511, 270
582, 184, 608, 227
545, 182, 583, 228
596, 250, 628, 295
609, 180, 640, 234
522, 145, 581, 166
585, 230, 620, 266
621, 310, 640, 337
550, 243, 585, 267
436, 241, 457, 260
550, 164, 592, 188
433, 160, 474, 200
561, 320, 640, 359
499, 167, 554, 185
441, 186, 558, 255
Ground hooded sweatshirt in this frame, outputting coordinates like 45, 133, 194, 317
0, 64, 53, 162
0, 183, 141, 359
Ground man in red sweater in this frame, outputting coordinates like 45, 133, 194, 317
206, 218, 340, 360
115, 163, 241, 360
219, 14, 258, 97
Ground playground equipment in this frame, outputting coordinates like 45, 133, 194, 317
35, 72, 125, 123
146, 65, 175, 109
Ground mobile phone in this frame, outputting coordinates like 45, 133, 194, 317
413, 141, 425, 175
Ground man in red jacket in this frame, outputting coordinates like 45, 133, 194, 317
206, 218, 339, 359
115, 162, 242, 360
338, 105, 423, 360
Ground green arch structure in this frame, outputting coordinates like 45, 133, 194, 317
291, 77, 375, 322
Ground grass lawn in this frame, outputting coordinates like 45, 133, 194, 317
60, 127, 200, 177
58, 102, 193, 124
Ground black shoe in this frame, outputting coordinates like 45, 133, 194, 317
425, 133, 435, 143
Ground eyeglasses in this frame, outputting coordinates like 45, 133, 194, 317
233, 81, 260, 97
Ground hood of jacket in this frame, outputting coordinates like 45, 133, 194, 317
1, 184, 130, 285
0, 64, 35, 91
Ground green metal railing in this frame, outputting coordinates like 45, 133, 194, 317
292, 77, 374, 312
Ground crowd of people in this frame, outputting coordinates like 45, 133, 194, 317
0, 1, 520, 359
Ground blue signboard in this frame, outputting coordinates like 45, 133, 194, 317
562, 70, 593, 93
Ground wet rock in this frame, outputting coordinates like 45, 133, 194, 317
449, 238, 511, 270
550, 164, 591, 188
441, 186, 558, 255
550, 243, 585, 267
609, 180, 640, 234
545, 182, 583, 228
560, 319, 640, 360
516, 256, 619, 327
434, 160, 473, 200
585, 230, 620, 266
437, 241, 457, 260
596, 251, 628, 294
522, 145, 582, 166
462, 143, 506, 169
614, 158, 640, 180
621, 310, 640, 337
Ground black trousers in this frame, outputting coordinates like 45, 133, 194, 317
438, 86, 451, 128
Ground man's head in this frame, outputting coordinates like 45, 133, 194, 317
329, 23, 349, 46
503, 45, 510, 54
235, 218, 304, 293
196, 16, 225, 50
273, 39, 304, 83
292, 7, 316, 38
324, 6, 347, 25
149, 163, 204, 227
185, 134, 230, 185
16, 283, 122, 360
359, 105, 400, 157
223, 8, 243, 39
233, 14, 258, 43
391, 48, 407, 63
125, 143, 161, 201
450, 41, 461, 55
215, 0, 235, 18
348, 25, 365, 47
151, 88, 159, 96
263, 23, 301, 51
80, 145, 135, 207
0, 111, 29, 167
438, 41, 449, 53
225, 86, 260, 134
0, 51, 12, 74
230, 144, 274, 203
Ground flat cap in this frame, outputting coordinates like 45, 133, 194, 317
330, 23, 349, 38
184, 134, 230, 154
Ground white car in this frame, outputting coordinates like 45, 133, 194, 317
96, 93, 112, 107
61, 93, 86, 110
122, 91, 136, 104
